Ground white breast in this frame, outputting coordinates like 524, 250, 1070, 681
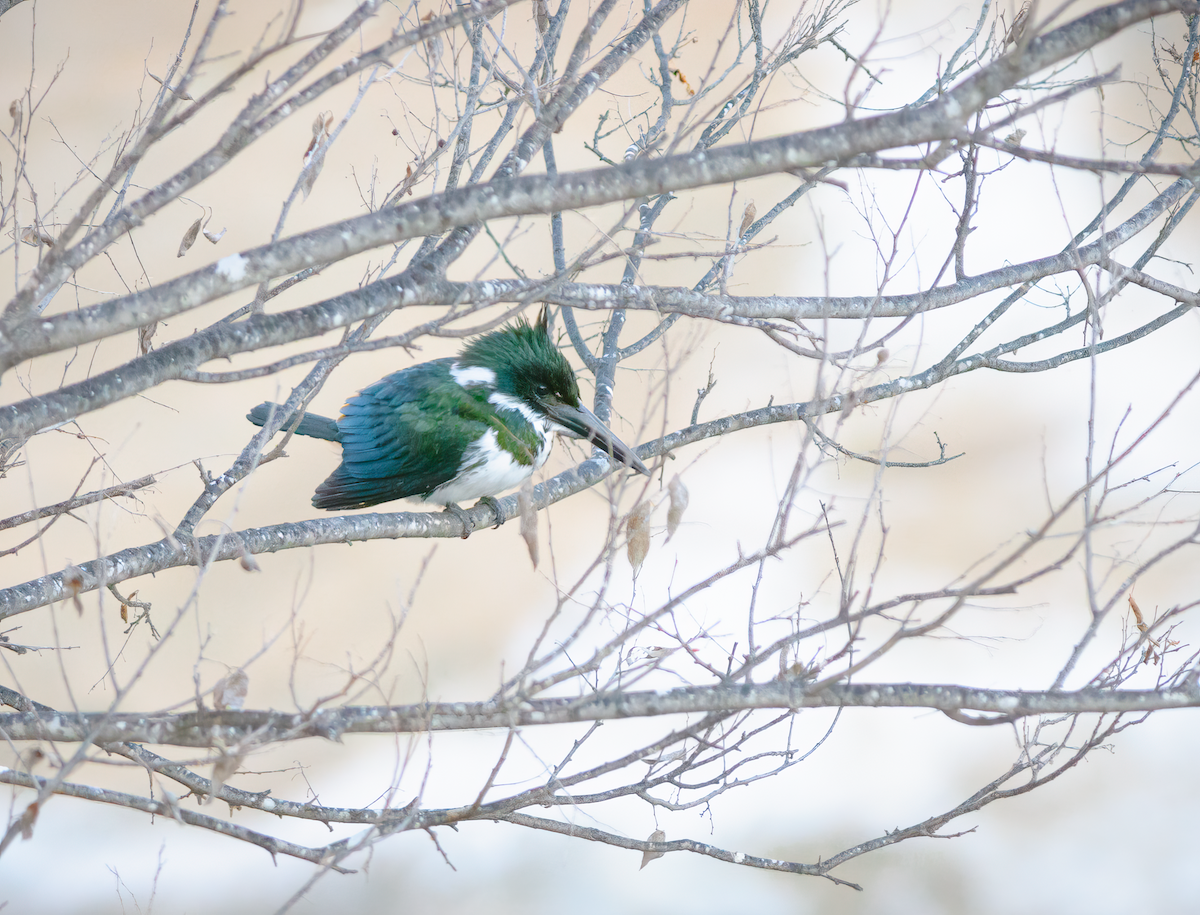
423, 426, 553, 505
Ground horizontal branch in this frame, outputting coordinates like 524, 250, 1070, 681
0, 163, 1189, 446
0, 447, 643, 618
0, 474, 157, 532
400, 176, 1192, 321
0, 375, 885, 616
970, 134, 1200, 175
1, 0, 1181, 376
499, 811, 862, 889
0, 767, 348, 868
2, 376, 863, 616
1, 0, 523, 324
3, 681, 1196, 746
1, 273, 1190, 615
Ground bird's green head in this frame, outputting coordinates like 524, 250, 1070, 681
459, 307, 582, 411
458, 307, 650, 476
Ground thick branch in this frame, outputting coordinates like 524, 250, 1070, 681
2, 0, 1182, 377
0, 168, 1188, 447
3, 681, 1196, 745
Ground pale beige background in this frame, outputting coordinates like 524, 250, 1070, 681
1, 1, 1198, 912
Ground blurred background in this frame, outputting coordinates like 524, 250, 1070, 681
1, 0, 1198, 912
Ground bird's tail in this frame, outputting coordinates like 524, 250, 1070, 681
246, 402, 342, 442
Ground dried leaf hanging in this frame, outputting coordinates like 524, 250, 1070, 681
739, 201, 757, 238
627, 501, 652, 573
213, 669, 250, 711
301, 111, 334, 200
518, 478, 538, 567
137, 322, 157, 355
177, 217, 201, 257
208, 751, 245, 805
666, 475, 688, 541
640, 829, 666, 869
19, 226, 54, 247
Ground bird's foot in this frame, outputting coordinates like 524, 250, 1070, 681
443, 503, 474, 539
474, 495, 506, 528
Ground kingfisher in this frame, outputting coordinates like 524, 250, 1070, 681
247, 308, 649, 530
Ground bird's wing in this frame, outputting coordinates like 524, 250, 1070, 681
313, 359, 494, 508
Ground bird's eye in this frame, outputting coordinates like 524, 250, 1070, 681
536, 384, 549, 395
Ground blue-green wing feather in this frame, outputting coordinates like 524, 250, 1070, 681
314, 359, 541, 510
313, 359, 457, 508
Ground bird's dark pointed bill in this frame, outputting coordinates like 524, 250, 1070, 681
543, 402, 649, 475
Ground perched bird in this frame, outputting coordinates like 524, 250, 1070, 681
247, 308, 648, 528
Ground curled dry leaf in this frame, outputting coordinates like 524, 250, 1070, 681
160, 790, 184, 824
177, 217, 201, 257
301, 111, 334, 200
421, 11, 443, 62
17, 801, 38, 841
208, 751, 246, 805
1128, 594, 1146, 631
1004, 128, 1027, 147
642, 748, 686, 765
666, 475, 688, 541
640, 829, 666, 869
137, 322, 157, 356
626, 501, 652, 573
839, 388, 860, 419
9, 98, 21, 136
117, 588, 140, 625
518, 478, 538, 567
63, 563, 84, 615
20, 226, 55, 247
239, 546, 261, 572
304, 111, 334, 161
1127, 593, 1176, 665
23, 747, 46, 770
203, 226, 227, 244
1005, 2, 1032, 46
778, 647, 818, 681
739, 201, 757, 238
213, 668, 249, 711
146, 71, 194, 101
